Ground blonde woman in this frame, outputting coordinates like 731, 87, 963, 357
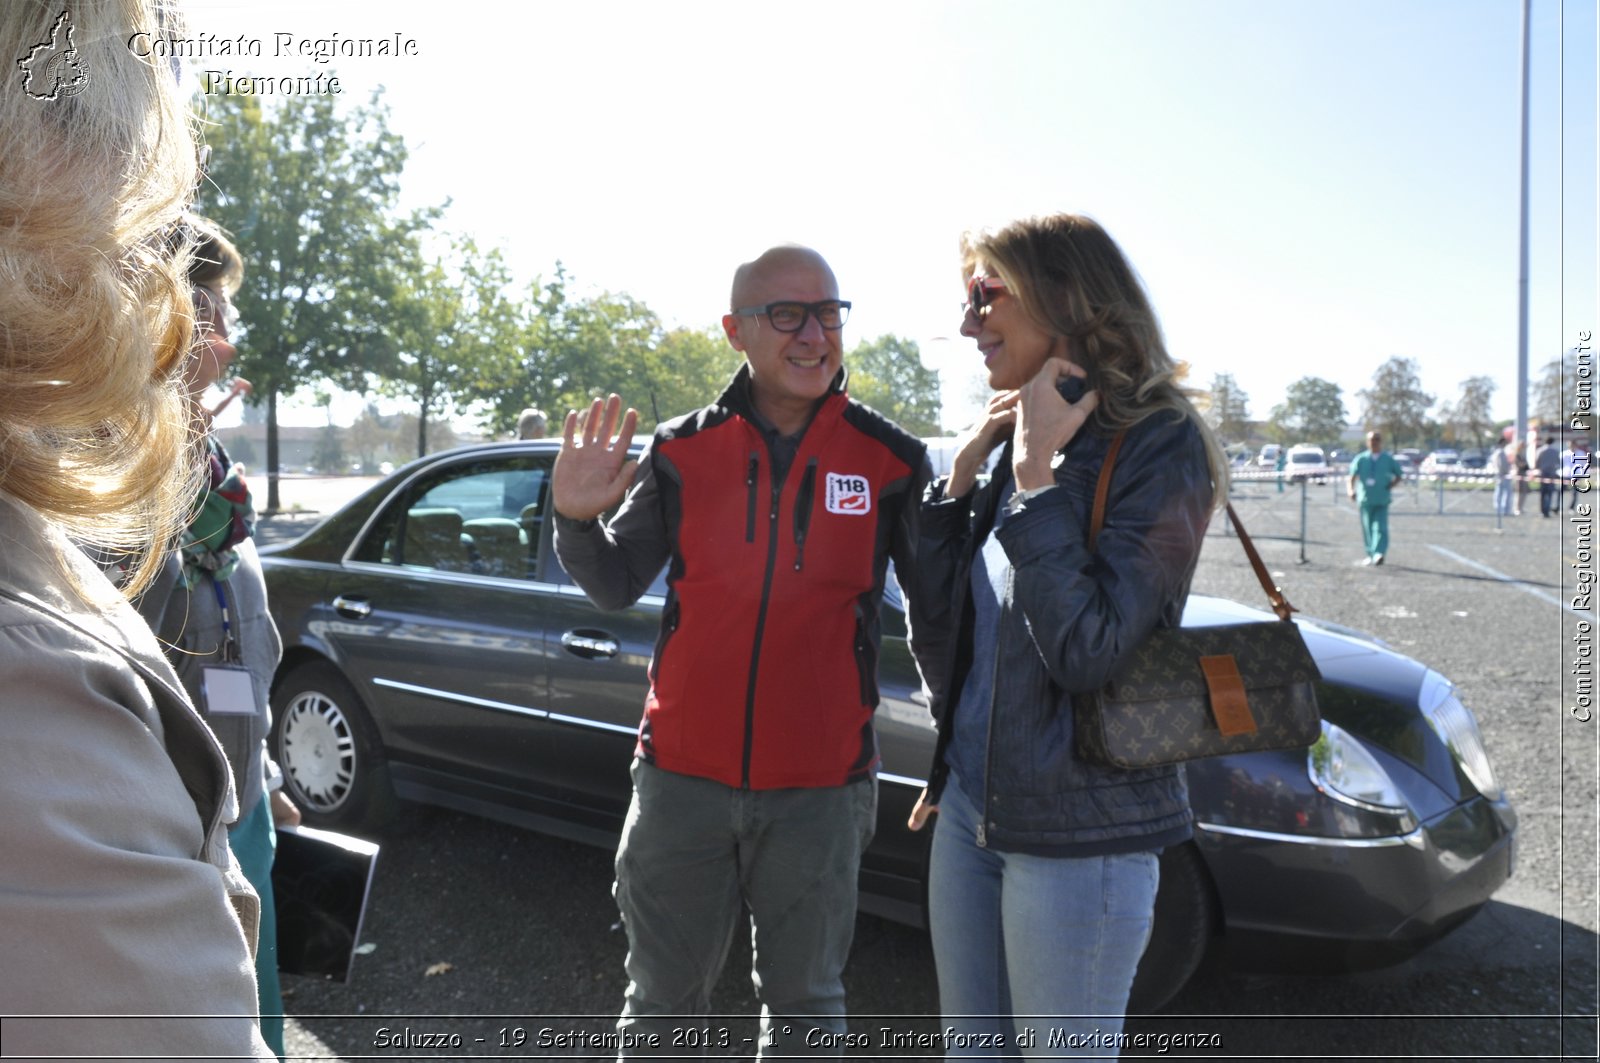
909, 214, 1226, 1056
0, 2, 274, 1058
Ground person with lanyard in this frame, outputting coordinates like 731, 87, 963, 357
137, 216, 300, 1061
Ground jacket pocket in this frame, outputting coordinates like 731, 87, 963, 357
648, 598, 681, 685
792, 458, 819, 571
745, 453, 760, 543
852, 605, 878, 707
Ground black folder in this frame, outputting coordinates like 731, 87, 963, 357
271, 824, 380, 982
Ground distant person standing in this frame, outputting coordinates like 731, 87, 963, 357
1512, 440, 1530, 516
516, 408, 548, 440
1492, 440, 1515, 516
1348, 431, 1404, 565
1534, 436, 1562, 517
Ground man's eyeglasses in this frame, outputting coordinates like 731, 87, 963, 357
732, 300, 851, 333
962, 275, 1006, 318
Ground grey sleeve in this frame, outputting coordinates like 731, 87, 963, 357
0, 624, 274, 1060
552, 442, 672, 611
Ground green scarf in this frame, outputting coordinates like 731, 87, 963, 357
178, 436, 256, 589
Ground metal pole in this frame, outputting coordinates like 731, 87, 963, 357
1515, 0, 1532, 445
1298, 478, 1309, 564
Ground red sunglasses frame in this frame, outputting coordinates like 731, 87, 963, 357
965, 275, 1006, 316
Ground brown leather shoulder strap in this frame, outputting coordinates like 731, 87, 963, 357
1088, 430, 1297, 621
1224, 502, 1297, 620
1088, 430, 1127, 550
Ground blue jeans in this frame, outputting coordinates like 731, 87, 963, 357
613, 759, 875, 1057
1494, 478, 1514, 515
1358, 503, 1390, 559
928, 776, 1158, 1059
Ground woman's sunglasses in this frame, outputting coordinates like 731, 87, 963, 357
963, 275, 1006, 318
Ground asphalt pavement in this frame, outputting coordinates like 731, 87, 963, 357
254, 473, 1598, 1061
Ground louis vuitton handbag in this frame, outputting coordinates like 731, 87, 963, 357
1074, 431, 1323, 769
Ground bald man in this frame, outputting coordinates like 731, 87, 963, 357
553, 246, 939, 1057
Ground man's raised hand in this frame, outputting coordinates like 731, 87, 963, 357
552, 394, 639, 521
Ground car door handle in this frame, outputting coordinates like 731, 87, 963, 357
561, 629, 619, 659
332, 594, 372, 620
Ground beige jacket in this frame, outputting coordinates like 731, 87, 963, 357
0, 492, 273, 1061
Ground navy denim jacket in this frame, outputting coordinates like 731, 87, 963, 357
917, 413, 1214, 855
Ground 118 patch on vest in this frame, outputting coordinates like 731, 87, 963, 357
825, 472, 872, 515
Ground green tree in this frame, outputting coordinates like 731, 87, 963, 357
1357, 357, 1435, 447
554, 291, 668, 422
308, 391, 344, 472
346, 404, 392, 471
463, 266, 743, 435
1533, 349, 1589, 431
1204, 373, 1252, 442
1447, 376, 1497, 448
309, 424, 345, 474
846, 335, 943, 437
390, 411, 457, 457
1269, 377, 1346, 447
466, 265, 654, 433
638, 326, 743, 426
384, 236, 516, 457
195, 89, 439, 510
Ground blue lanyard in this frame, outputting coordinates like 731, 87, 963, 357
212, 579, 238, 663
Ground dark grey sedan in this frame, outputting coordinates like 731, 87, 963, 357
260, 440, 1516, 1010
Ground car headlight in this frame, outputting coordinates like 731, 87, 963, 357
1308, 720, 1410, 814
1419, 670, 1503, 801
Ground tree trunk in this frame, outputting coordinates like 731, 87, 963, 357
265, 389, 282, 514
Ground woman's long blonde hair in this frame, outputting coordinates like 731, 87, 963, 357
0, 0, 201, 598
962, 214, 1230, 504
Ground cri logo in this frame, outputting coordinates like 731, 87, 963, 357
18, 9, 89, 102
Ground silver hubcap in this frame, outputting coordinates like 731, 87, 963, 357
281, 687, 357, 812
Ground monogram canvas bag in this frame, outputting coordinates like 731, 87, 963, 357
1074, 431, 1323, 769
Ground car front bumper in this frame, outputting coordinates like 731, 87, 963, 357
1195, 795, 1517, 970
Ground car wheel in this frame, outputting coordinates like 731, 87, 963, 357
270, 661, 396, 833
1128, 841, 1218, 1013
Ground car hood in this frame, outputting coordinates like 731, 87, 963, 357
1182, 594, 1424, 703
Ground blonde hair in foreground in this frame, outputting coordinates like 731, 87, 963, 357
962, 214, 1231, 504
0, 0, 201, 598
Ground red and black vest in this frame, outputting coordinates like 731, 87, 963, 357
641, 373, 923, 789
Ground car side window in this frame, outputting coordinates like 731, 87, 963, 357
546, 499, 670, 598
352, 455, 551, 580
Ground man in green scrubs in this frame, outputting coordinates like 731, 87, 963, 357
1347, 430, 1405, 565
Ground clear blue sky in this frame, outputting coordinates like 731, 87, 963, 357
184, 0, 1595, 434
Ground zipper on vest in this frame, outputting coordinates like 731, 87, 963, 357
741, 444, 789, 788
792, 458, 818, 572
745, 452, 760, 543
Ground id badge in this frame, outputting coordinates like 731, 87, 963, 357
201, 664, 258, 716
